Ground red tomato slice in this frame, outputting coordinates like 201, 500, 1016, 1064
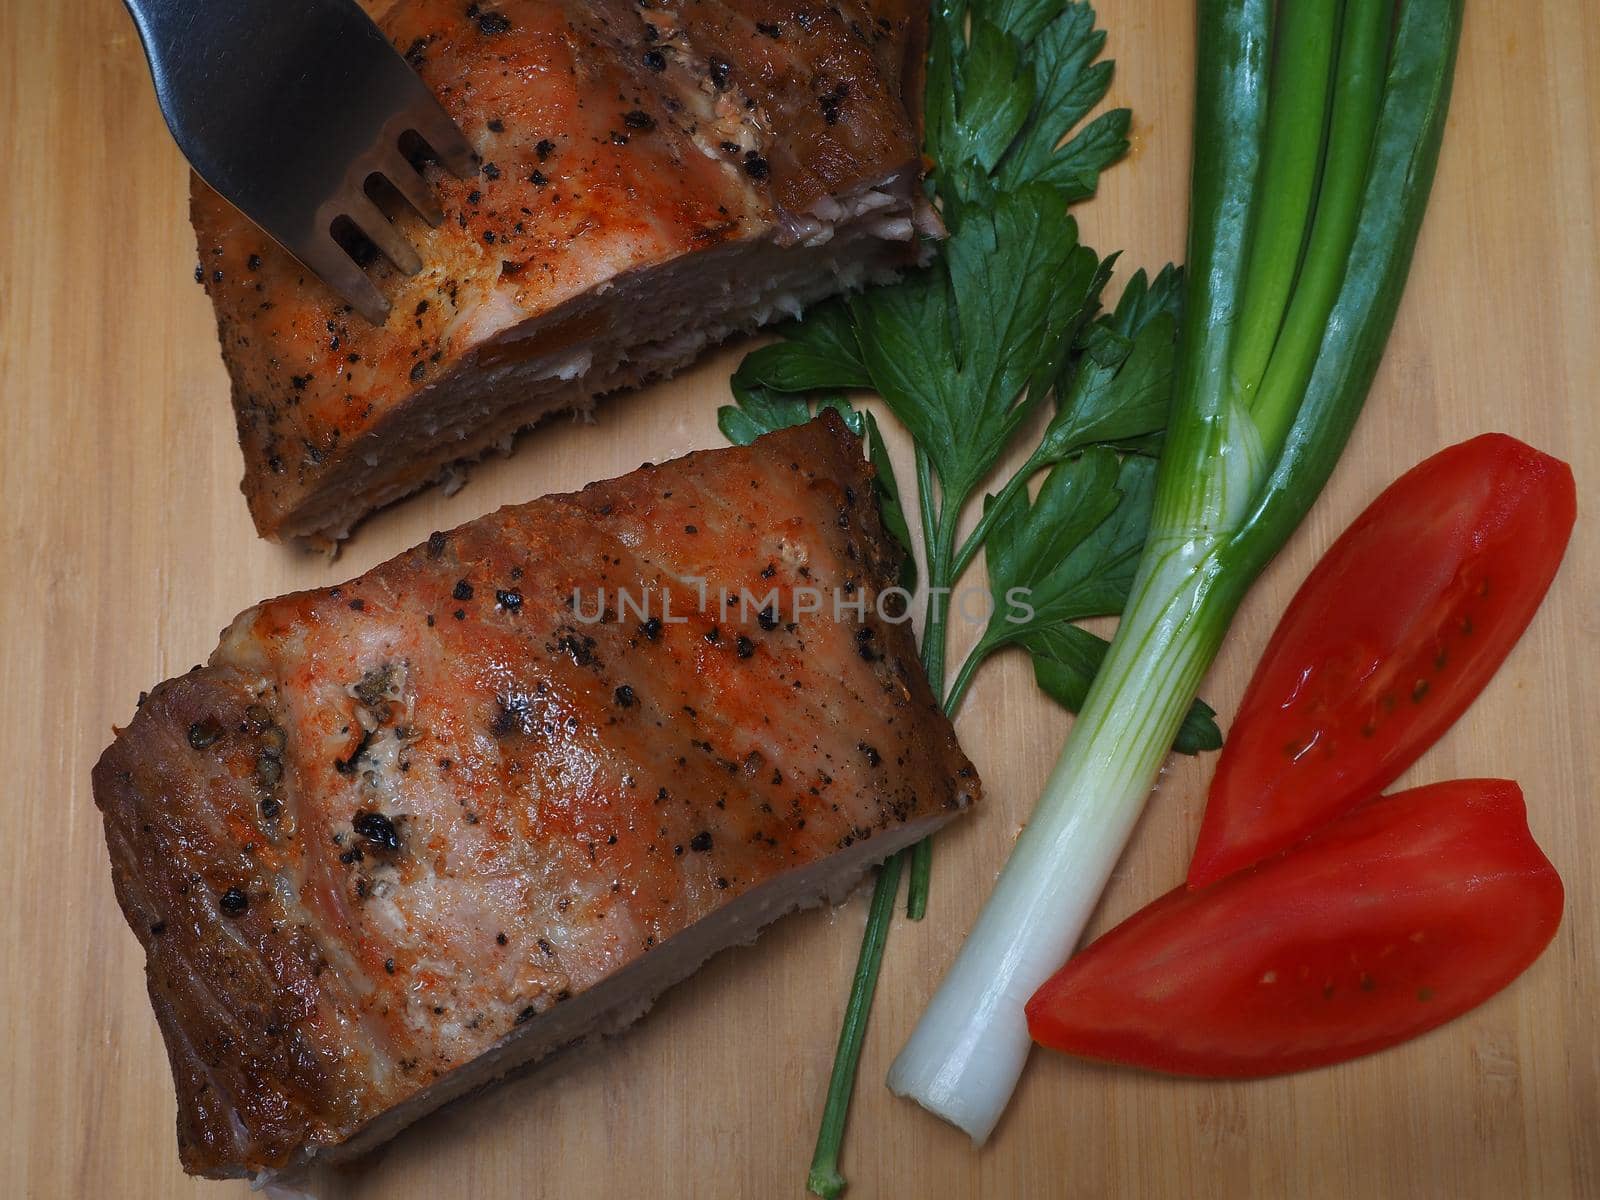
1026, 780, 1562, 1077
1189, 434, 1575, 888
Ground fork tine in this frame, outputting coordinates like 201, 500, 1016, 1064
409, 106, 478, 179
295, 231, 391, 325
342, 190, 424, 276
128, 0, 477, 326
372, 148, 444, 226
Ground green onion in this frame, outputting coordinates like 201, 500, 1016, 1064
887, 0, 1465, 1141
1247, 0, 1391, 460
1230, 0, 1338, 408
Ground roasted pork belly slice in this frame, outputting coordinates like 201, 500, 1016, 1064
193, 0, 935, 544
93, 414, 978, 1180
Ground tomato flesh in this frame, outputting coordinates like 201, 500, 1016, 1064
1189, 434, 1575, 888
1026, 780, 1563, 1077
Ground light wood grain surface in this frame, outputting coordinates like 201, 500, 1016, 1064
2, 2, 1596, 1197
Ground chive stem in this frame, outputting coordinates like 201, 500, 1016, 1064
907, 492, 960, 920
918, 496, 959, 709
806, 850, 906, 1199
905, 840, 932, 921
915, 444, 938, 588
943, 635, 994, 719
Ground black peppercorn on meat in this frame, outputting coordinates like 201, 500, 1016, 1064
93, 414, 978, 1181
194, 0, 935, 544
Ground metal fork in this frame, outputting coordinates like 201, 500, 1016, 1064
123, 0, 477, 323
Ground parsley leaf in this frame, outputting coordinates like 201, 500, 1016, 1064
732, 302, 871, 396
931, 1, 1130, 208
854, 184, 1107, 506
1038, 264, 1184, 461
716, 381, 860, 446
983, 447, 1142, 633
996, 1, 1127, 198
951, 18, 1035, 180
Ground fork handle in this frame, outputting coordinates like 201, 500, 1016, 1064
122, 0, 400, 199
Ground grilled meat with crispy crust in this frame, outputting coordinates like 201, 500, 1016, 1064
94, 414, 977, 1179
194, 0, 934, 544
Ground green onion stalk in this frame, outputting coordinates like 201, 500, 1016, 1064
888, 0, 1464, 1142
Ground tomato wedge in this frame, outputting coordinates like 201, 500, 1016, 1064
1189, 434, 1575, 888
1026, 780, 1562, 1077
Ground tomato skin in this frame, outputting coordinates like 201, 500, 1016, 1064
1026, 780, 1562, 1078
1189, 434, 1576, 889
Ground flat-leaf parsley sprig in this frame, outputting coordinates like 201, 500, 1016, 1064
719, 2, 1220, 1195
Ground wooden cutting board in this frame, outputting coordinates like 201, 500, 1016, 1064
2, 2, 1595, 1197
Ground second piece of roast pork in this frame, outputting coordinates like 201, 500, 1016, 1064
192, 0, 935, 545
93, 414, 978, 1181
